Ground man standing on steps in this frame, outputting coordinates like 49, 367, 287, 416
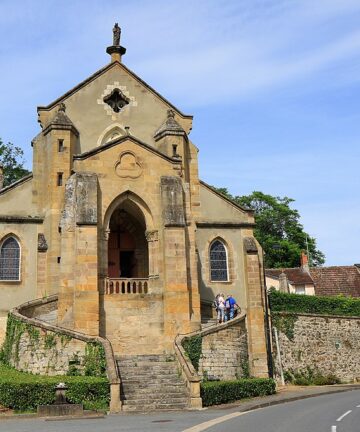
225, 294, 239, 321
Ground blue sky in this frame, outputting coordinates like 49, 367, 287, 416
0, 0, 359, 266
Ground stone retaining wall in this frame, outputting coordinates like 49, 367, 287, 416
10, 324, 89, 375
273, 312, 360, 382
1, 296, 121, 412
198, 316, 249, 380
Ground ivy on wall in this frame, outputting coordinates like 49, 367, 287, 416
0, 314, 107, 378
0, 314, 39, 364
182, 335, 202, 371
271, 313, 298, 341
84, 343, 107, 377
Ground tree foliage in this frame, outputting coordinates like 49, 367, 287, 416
214, 188, 325, 268
0, 139, 30, 187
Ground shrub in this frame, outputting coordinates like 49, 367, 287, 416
83, 342, 107, 377
269, 289, 360, 317
200, 378, 276, 406
0, 363, 109, 411
284, 367, 341, 386
182, 335, 202, 371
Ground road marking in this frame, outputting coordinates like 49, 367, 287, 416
337, 410, 352, 422
331, 426, 337, 432
357, 405, 360, 408
181, 411, 252, 432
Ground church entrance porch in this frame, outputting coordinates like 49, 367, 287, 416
105, 201, 149, 295
101, 194, 165, 355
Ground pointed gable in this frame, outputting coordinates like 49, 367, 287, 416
37, 61, 192, 155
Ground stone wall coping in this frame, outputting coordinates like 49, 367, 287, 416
17, 295, 58, 312
174, 313, 247, 380
273, 311, 360, 321
174, 336, 200, 383
186, 313, 247, 340
173, 313, 247, 409
0, 216, 44, 224
0, 173, 33, 196
11, 295, 119, 385
174, 333, 202, 409
196, 221, 256, 229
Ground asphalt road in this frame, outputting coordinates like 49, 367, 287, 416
1, 389, 360, 432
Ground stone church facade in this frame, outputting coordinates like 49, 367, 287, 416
0, 28, 268, 377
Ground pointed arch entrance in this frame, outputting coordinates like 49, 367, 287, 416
108, 202, 148, 279
102, 192, 158, 295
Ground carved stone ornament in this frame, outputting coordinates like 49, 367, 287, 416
243, 237, 258, 254
113, 23, 121, 46
103, 88, 129, 113
115, 152, 142, 179
37, 233, 48, 252
160, 176, 185, 227
145, 230, 159, 242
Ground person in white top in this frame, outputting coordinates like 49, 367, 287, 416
216, 293, 226, 324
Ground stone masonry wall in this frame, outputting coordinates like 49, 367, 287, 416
10, 325, 88, 376
198, 317, 249, 380
274, 313, 360, 382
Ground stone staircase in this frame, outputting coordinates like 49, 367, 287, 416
201, 317, 218, 330
116, 354, 190, 412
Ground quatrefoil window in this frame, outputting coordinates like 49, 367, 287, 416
103, 88, 130, 113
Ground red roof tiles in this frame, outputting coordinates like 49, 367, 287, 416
310, 266, 360, 297
266, 268, 314, 285
266, 265, 360, 297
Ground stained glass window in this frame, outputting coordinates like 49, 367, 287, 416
0, 237, 20, 281
210, 240, 228, 282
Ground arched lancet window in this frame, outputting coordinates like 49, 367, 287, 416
210, 239, 228, 282
0, 237, 20, 281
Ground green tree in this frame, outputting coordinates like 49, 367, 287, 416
0, 139, 30, 187
214, 188, 325, 268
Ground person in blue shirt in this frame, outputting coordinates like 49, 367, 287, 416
225, 294, 240, 321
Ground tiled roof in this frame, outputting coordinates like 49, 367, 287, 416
266, 268, 314, 285
310, 266, 360, 297
266, 265, 360, 297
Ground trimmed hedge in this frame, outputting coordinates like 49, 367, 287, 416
201, 378, 276, 407
269, 289, 360, 317
0, 363, 109, 411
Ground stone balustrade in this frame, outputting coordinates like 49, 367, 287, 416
105, 277, 149, 295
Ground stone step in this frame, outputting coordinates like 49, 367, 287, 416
121, 377, 184, 391
117, 361, 177, 368
119, 368, 178, 379
122, 385, 187, 395
116, 355, 175, 362
121, 369, 177, 374
121, 380, 183, 389
121, 381, 185, 388
121, 402, 188, 412
120, 370, 180, 378
121, 392, 188, 401
118, 370, 180, 378
201, 318, 218, 329
117, 354, 189, 411
121, 396, 188, 405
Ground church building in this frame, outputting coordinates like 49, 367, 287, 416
0, 25, 268, 378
